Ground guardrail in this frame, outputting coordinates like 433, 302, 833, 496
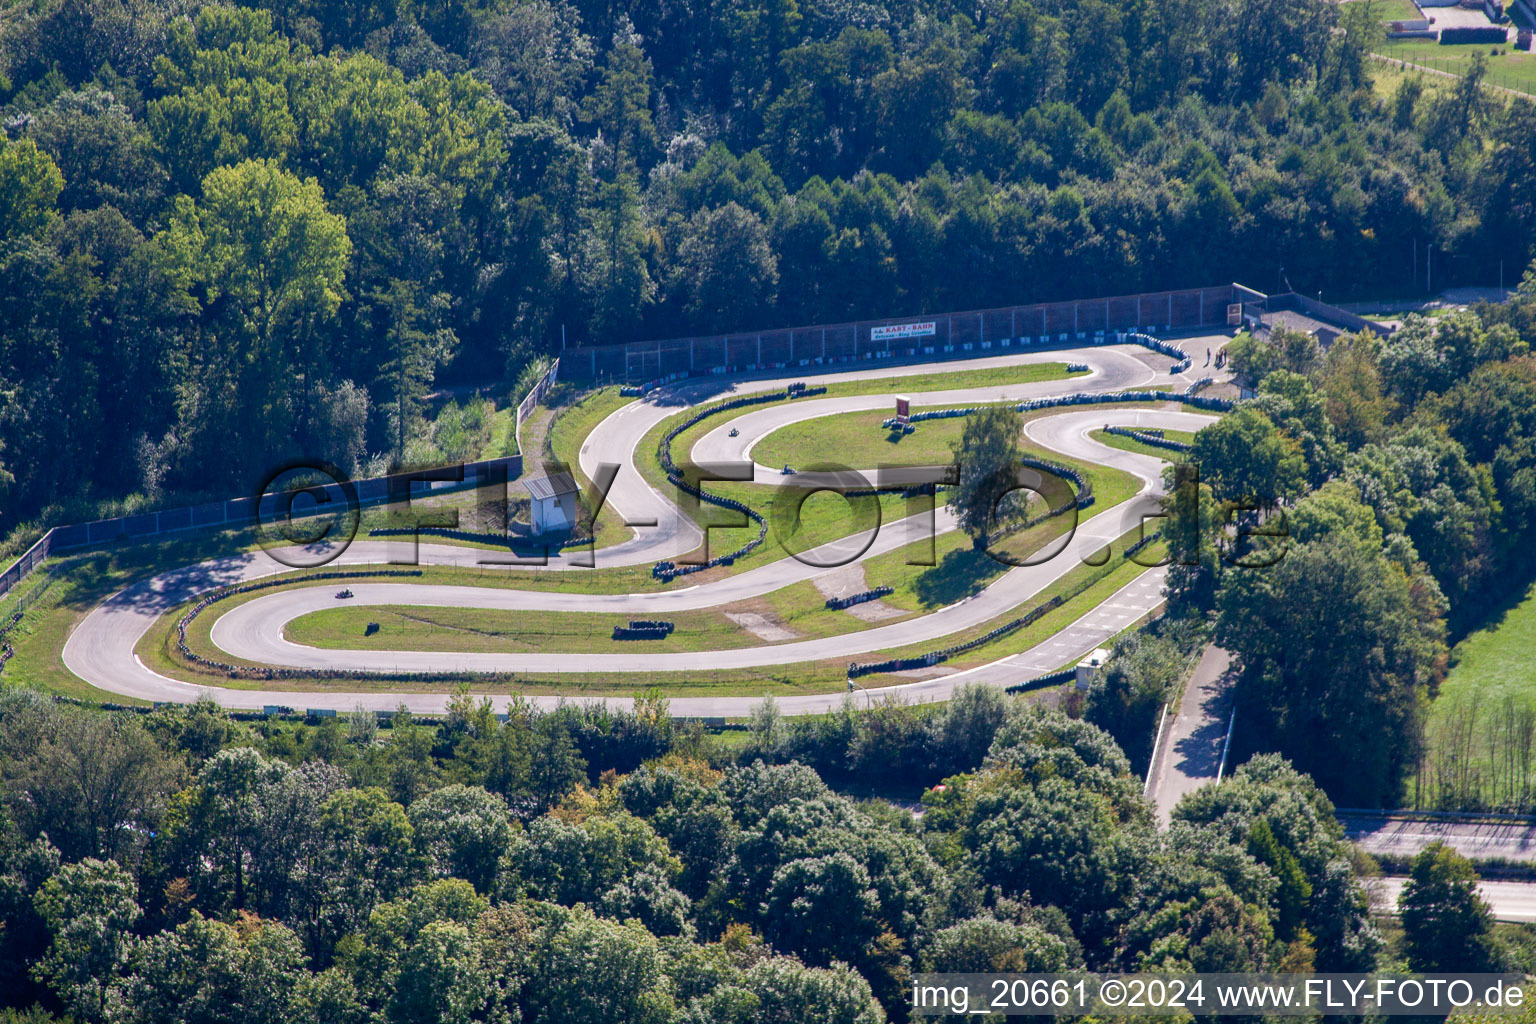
847, 595, 1067, 678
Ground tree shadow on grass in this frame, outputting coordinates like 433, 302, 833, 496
910, 546, 1007, 608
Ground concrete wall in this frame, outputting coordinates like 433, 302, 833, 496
564, 284, 1241, 384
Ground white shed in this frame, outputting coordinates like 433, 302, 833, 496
522, 471, 580, 535
1075, 648, 1111, 690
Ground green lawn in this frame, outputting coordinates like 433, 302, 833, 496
4, 362, 1142, 701
1352, 0, 1424, 23
477, 406, 518, 461
283, 581, 910, 655
1378, 39, 1536, 97
1370, 60, 1459, 102
278, 493, 1118, 656
1420, 580, 1536, 810
751, 399, 1180, 474
809, 360, 1084, 399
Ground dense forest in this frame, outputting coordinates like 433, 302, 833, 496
0, 686, 1422, 1024
2, 0, 1534, 541
1086, 282, 1536, 811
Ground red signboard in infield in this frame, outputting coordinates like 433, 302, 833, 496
896, 396, 910, 422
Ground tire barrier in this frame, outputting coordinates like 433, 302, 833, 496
848, 532, 1164, 680
650, 386, 826, 582
1103, 426, 1192, 453
1019, 454, 1094, 510
366, 525, 594, 550
847, 594, 1066, 678
1184, 376, 1213, 395
1125, 331, 1192, 374
825, 586, 894, 611
613, 620, 676, 640
1122, 531, 1161, 560
1066, 362, 1090, 372
882, 388, 1231, 432
167, 569, 520, 683
1005, 668, 1078, 693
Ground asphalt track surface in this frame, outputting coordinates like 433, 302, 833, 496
64, 341, 1220, 715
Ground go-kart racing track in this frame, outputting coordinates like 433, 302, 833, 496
63, 340, 1227, 717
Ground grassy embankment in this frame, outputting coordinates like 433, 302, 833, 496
1375, 39, 1536, 97
1420, 580, 1536, 808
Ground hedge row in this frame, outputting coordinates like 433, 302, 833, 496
165, 569, 529, 683
825, 586, 894, 610
1440, 25, 1507, 43
47, 692, 485, 727
1104, 425, 1192, 452
0, 608, 20, 674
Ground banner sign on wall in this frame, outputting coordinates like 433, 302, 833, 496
871, 321, 937, 342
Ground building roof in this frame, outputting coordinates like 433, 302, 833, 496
1258, 310, 1342, 338
522, 471, 580, 501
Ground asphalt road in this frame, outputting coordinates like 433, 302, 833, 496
1344, 813, 1536, 863
1375, 876, 1536, 923
62, 339, 1222, 714
1146, 645, 1234, 825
